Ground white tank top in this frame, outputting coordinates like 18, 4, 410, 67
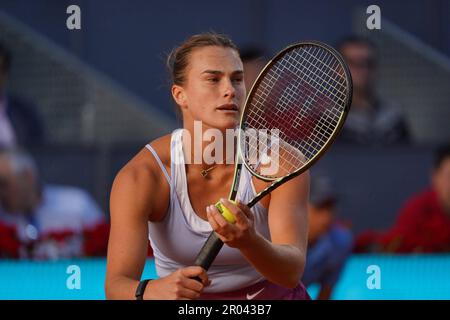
145, 129, 271, 293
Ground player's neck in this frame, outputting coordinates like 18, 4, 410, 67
181, 125, 237, 169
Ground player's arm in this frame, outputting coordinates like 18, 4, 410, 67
105, 152, 210, 300
243, 172, 309, 288
104, 163, 156, 299
208, 172, 309, 288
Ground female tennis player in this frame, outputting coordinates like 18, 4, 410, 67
105, 33, 310, 300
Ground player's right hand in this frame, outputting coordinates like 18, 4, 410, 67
143, 266, 211, 300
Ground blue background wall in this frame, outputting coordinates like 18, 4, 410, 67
1, 0, 449, 118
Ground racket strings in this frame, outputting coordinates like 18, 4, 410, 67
243, 45, 349, 179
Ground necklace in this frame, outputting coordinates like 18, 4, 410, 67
185, 133, 237, 178
200, 155, 236, 178
200, 165, 217, 178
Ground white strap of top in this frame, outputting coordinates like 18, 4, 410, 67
145, 144, 171, 185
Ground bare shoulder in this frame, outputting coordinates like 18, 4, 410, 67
110, 134, 172, 221
147, 134, 172, 169
115, 135, 169, 185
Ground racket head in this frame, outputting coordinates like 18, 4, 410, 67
238, 40, 352, 182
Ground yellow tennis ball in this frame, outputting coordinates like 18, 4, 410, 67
215, 200, 237, 224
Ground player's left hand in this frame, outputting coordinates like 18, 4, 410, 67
206, 198, 257, 249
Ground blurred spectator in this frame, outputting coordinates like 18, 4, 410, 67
336, 36, 410, 145
302, 176, 353, 300
0, 42, 44, 148
240, 46, 267, 94
0, 148, 108, 259
355, 144, 450, 253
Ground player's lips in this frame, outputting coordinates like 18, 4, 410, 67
216, 104, 239, 112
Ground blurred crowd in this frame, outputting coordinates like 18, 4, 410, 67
0, 43, 109, 259
0, 147, 109, 259
1, 34, 449, 299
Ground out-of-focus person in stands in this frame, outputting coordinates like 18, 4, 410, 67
355, 144, 450, 253
0, 148, 108, 259
302, 176, 353, 300
240, 47, 267, 94
336, 36, 410, 145
0, 43, 45, 148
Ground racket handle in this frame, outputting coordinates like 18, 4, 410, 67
194, 232, 224, 271
192, 200, 237, 282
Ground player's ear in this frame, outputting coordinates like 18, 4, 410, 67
172, 85, 188, 110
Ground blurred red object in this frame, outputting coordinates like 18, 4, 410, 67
83, 223, 110, 256
353, 230, 381, 253
354, 189, 450, 253
0, 221, 20, 258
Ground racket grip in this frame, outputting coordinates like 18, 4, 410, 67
194, 232, 224, 271
192, 200, 237, 282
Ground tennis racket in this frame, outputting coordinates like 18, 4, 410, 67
194, 40, 353, 272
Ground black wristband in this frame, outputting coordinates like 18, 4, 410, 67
135, 279, 151, 300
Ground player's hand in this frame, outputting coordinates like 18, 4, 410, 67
143, 266, 210, 300
206, 199, 257, 249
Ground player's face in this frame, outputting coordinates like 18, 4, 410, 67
178, 46, 245, 131
433, 158, 450, 213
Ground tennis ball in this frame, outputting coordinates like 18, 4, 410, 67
215, 200, 237, 224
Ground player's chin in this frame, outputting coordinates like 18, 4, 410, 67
213, 112, 240, 130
